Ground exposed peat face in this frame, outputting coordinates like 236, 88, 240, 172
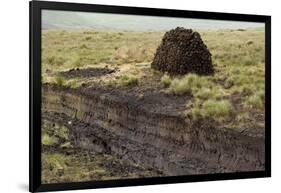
42, 83, 264, 181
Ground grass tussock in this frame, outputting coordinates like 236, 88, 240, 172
42, 134, 58, 146
243, 92, 264, 110
169, 74, 208, 95
54, 76, 65, 87
43, 153, 69, 171
53, 76, 81, 89
194, 87, 225, 100
41, 120, 70, 147
160, 74, 172, 87
119, 75, 139, 87
191, 99, 233, 120
108, 75, 139, 87
168, 74, 225, 99
44, 56, 66, 66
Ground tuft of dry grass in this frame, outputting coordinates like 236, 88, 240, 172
191, 99, 233, 121
108, 75, 139, 87
160, 74, 172, 88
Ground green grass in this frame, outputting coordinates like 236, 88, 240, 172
194, 86, 227, 100
169, 74, 206, 95
42, 151, 163, 184
109, 75, 139, 87
52, 76, 81, 89
72, 56, 84, 68
119, 75, 139, 87
243, 92, 264, 110
169, 74, 221, 97
160, 74, 172, 87
66, 79, 80, 89
54, 76, 65, 87
43, 153, 69, 170
42, 30, 161, 72
42, 120, 70, 146
42, 134, 58, 146
44, 56, 66, 66
169, 78, 189, 95
191, 99, 233, 120
60, 142, 73, 149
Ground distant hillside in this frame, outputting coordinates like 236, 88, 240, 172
42, 11, 94, 29
42, 10, 265, 31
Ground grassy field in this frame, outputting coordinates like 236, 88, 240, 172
42, 28, 265, 123
42, 28, 265, 183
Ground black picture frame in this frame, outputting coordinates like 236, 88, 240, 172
29, 0, 271, 192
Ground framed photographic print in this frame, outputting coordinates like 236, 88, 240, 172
29, 0, 271, 192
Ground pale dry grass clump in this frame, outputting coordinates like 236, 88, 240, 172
191, 99, 233, 121
243, 91, 264, 110
114, 45, 155, 64
108, 75, 139, 87
160, 74, 172, 88
169, 74, 209, 95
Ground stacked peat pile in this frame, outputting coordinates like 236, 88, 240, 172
151, 27, 214, 75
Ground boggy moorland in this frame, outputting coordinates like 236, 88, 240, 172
41, 27, 265, 183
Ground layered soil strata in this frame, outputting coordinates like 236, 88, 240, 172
42, 84, 265, 176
